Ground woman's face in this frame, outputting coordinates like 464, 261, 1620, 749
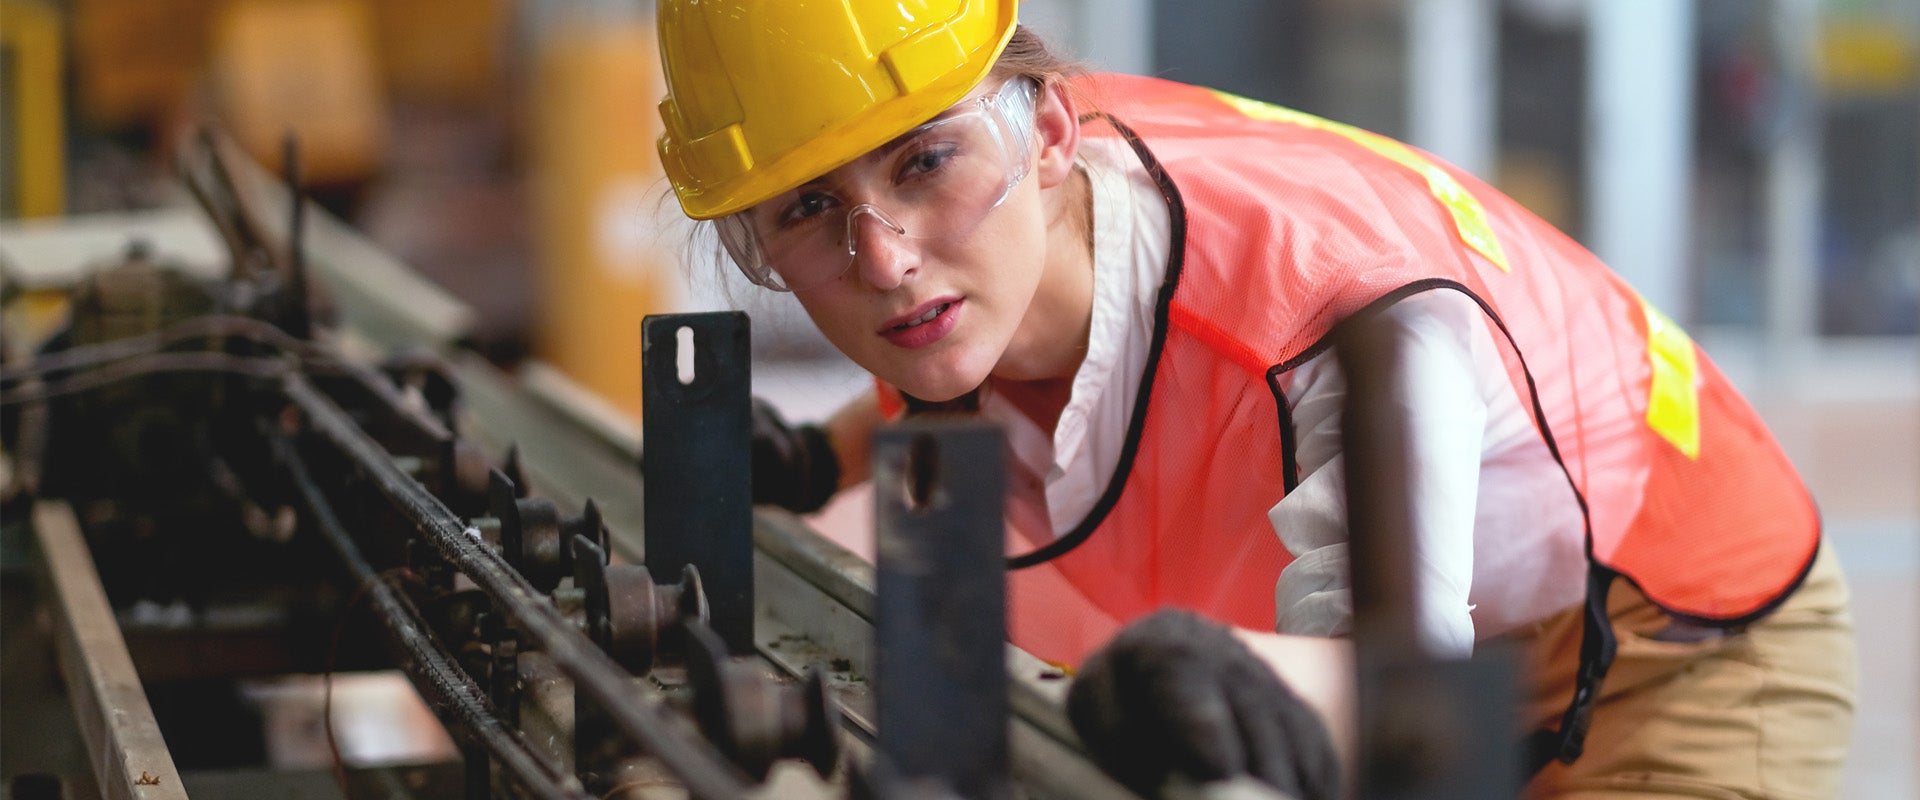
741, 79, 1083, 402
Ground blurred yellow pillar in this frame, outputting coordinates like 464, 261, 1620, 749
211, 0, 389, 185
528, 17, 676, 420
2, 0, 66, 217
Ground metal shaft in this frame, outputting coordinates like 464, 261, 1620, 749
269, 426, 587, 800
283, 374, 753, 799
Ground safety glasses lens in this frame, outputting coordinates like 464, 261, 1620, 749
725, 80, 1037, 292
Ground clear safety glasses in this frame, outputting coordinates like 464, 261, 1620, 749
717, 78, 1040, 292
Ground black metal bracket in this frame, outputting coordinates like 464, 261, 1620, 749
872, 418, 1011, 800
641, 312, 754, 655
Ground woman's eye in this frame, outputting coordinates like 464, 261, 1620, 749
899, 144, 958, 181
780, 192, 838, 226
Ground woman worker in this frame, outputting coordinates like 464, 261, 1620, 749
652, 2, 1855, 798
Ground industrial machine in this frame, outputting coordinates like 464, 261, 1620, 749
0, 132, 1144, 800
1, 132, 1520, 800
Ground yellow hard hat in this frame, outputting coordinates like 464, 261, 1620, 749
656, 0, 1019, 220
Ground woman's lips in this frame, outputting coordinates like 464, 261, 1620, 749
879, 297, 963, 349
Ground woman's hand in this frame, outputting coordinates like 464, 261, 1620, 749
749, 398, 842, 512
1066, 610, 1350, 800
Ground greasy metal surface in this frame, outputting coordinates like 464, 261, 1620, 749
32, 501, 190, 800
283, 373, 755, 799
86, 182, 1144, 796
687, 623, 840, 781
642, 312, 755, 654
269, 428, 585, 800
331, 347, 1132, 800
873, 419, 1010, 800
752, 547, 878, 735
449, 354, 1140, 799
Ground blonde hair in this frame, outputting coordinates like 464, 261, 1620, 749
998, 24, 1090, 107
989, 25, 1088, 89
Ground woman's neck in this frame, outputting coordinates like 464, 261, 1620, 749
988, 164, 1096, 433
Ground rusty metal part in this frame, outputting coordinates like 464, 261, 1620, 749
686, 622, 840, 782
491, 628, 521, 729
179, 128, 282, 283
381, 348, 460, 432
489, 470, 607, 593
32, 500, 189, 800
572, 535, 707, 675
425, 589, 491, 649
4, 372, 50, 499
267, 426, 588, 800
281, 134, 313, 340
441, 437, 497, 519
281, 372, 755, 799
451, 341, 1143, 799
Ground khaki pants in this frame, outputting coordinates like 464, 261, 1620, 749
1517, 541, 1857, 799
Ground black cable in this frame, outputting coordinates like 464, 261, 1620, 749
0, 314, 325, 382
0, 351, 293, 406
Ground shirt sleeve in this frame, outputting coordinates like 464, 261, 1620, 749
1268, 290, 1491, 657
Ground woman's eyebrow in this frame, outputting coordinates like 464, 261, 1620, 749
875, 111, 960, 157
874, 125, 930, 157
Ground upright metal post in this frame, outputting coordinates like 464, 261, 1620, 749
641, 312, 754, 654
1407, 0, 1498, 180
872, 418, 1010, 800
1586, 0, 1697, 321
1764, 0, 1825, 386
1338, 314, 1520, 799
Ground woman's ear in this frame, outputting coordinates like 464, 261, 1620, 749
1033, 80, 1081, 190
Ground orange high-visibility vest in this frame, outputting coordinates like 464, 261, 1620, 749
982, 75, 1819, 684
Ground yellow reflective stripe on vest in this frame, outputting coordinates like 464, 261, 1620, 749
1642, 301, 1702, 459
1209, 90, 1511, 273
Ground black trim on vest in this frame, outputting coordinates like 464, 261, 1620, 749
1005, 114, 1187, 570
1275, 279, 1620, 771
1267, 372, 1302, 494
1273, 279, 1822, 622
1626, 516, 1824, 630
1277, 279, 1821, 773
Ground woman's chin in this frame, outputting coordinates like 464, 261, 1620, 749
890, 373, 985, 403
882, 356, 993, 403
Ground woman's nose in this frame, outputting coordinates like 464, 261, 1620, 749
846, 204, 917, 290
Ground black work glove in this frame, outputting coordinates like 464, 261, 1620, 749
750, 398, 841, 513
1067, 609, 1343, 800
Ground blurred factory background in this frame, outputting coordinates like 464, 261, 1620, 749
1, 0, 1913, 796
